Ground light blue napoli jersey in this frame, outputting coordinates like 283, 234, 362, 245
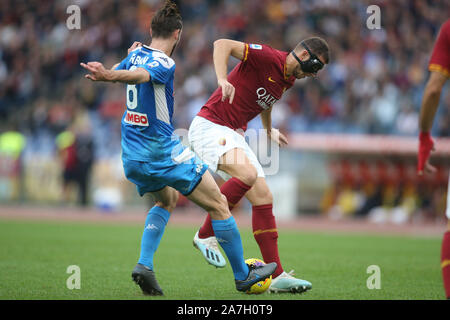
115, 45, 177, 161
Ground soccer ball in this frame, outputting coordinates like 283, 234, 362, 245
244, 258, 272, 294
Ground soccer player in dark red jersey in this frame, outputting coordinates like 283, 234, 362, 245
188, 37, 329, 293
417, 18, 450, 299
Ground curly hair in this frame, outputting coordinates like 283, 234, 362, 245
151, 0, 183, 39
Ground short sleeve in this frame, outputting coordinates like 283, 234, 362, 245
429, 20, 450, 77
139, 54, 175, 85
115, 47, 142, 70
242, 43, 275, 68
115, 56, 129, 70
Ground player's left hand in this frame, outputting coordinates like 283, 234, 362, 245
217, 79, 235, 104
268, 128, 288, 147
80, 62, 110, 82
128, 41, 142, 55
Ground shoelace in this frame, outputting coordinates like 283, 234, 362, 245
284, 270, 296, 279
206, 237, 221, 253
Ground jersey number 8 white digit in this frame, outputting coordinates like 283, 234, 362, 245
126, 66, 138, 110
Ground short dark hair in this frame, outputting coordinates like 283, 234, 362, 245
151, 0, 183, 39
296, 37, 330, 64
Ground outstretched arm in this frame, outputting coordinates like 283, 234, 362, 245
417, 71, 448, 175
80, 62, 150, 84
212, 39, 246, 104
419, 71, 447, 132
261, 107, 273, 134
260, 107, 288, 147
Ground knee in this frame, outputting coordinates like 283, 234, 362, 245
259, 189, 273, 204
237, 165, 258, 186
208, 194, 230, 220
249, 185, 273, 206
156, 191, 179, 213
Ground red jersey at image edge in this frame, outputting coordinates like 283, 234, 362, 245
197, 43, 296, 131
429, 18, 450, 77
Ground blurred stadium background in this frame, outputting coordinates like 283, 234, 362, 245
0, 0, 449, 229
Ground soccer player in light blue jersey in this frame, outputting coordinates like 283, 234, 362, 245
80, 0, 276, 296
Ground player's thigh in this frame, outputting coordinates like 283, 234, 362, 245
186, 170, 230, 220
245, 177, 273, 206
123, 159, 168, 196
218, 148, 258, 186
189, 116, 249, 175
149, 186, 179, 212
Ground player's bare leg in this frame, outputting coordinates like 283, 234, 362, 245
194, 148, 256, 266
244, 177, 273, 206
151, 186, 179, 212
188, 169, 239, 267
191, 146, 311, 293
218, 148, 258, 187
245, 177, 312, 293
186, 169, 230, 220
132, 186, 179, 296
188, 169, 277, 291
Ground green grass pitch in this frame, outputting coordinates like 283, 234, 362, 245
0, 219, 444, 300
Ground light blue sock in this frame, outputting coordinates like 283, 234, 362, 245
211, 216, 249, 281
138, 206, 170, 270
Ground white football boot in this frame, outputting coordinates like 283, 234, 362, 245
193, 231, 226, 268
268, 270, 312, 293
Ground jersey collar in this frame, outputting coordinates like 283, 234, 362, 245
142, 45, 165, 54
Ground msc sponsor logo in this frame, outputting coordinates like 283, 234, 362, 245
256, 87, 278, 110
125, 110, 149, 126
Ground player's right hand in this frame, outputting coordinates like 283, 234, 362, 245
417, 131, 437, 175
128, 41, 143, 55
80, 61, 110, 82
218, 79, 235, 104
268, 128, 289, 147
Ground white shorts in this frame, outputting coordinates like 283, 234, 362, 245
188, 116, 265, 181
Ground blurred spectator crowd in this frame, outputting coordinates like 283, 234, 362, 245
1, 0, 450, 155
0, 0, 449, 214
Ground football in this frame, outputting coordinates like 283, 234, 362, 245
244, 258, 272, 294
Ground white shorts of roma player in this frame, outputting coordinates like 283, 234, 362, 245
188, 116, 265, 181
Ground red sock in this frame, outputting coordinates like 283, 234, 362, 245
442, 231, 450, 299
252, 204, 283, 278
198, 177, 252, 239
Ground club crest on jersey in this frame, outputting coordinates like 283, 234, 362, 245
148, 61, 159, 68
256, 87, 278, 110
249, 44, 262, 50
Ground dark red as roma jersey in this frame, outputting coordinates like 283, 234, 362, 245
429, 19, 450, 77
197, 43, 296, 131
